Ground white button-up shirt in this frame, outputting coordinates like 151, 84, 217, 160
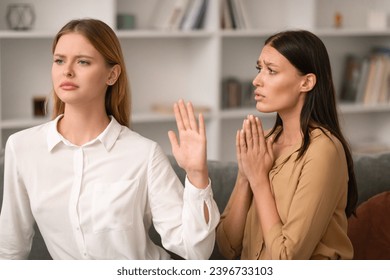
0, 116, 220, 259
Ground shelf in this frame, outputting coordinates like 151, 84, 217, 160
339, 103, 390, 114
116, 30, 214, 39
2, 0, 390, 162
0, 118, 50, 129
220, 28, 390, 38
0, 30, 55, 38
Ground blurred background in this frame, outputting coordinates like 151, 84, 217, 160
1, 0, 390, 162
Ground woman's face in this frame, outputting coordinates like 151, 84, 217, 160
52, 32, 113, 108
252, 45, 307, 116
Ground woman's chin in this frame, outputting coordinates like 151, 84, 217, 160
255, 102, 272, 113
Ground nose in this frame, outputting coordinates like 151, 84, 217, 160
63, 64, 74, 78
253, 72, 262, 87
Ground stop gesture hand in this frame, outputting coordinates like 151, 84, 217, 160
168, 100, 209, 189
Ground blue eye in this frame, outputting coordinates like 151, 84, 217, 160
255, 65, 261, 73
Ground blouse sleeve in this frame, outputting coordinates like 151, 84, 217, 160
263, 135, 349, 259
0, 136, 35, 259
146, 143, 220, 260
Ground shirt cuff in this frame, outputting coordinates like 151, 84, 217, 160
184, 175, 212, 200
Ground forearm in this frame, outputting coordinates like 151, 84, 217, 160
250, 176, 281, 256
218, 174, 253, 252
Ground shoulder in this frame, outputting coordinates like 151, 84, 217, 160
116, 126, 168, 163
307, 127, 346, 161
6, 121, 50, 149
118, 126, 158, 150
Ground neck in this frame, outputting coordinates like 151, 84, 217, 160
278, 112, 302, 146
58, 107, 110, 146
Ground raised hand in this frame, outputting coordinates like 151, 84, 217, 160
237, 115, 275, 189
168, 100, 209, 189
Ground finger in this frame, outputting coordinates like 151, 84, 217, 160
250, 115, 260, 149
198, 113, 206, 138
168, 130, 179, 152
240, 129, 247, 153
178, 99, 190, 130
244, 118, 253, 149
256, 117, 267, 150
173, 102, 185, 131
186, 102, 198, 132
236, 130, 241, 157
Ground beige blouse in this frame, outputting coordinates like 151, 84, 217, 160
216, 128, 353, 259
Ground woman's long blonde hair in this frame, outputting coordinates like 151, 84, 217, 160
51, 18, 131, 127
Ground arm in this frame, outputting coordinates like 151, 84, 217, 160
238, 115, 279, 249
147, 143, 219, 260
168, 100, 209, 220
216, 130, 253, 259
0, 137, 35, 259
240, 117, 348, 259
263, 137, 348, 259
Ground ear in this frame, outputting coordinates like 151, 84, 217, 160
300, 73, 316, 93
107, 64, 121, 86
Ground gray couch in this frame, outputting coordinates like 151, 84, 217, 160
1, 153, 389, 260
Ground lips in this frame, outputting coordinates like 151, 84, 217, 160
254, 90, 265, 101
60, 81, 78, 90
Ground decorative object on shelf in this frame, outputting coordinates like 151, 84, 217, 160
117, 14, 136, 30
334, 11, 343, 28
6, 3, 35, 31
33, 96, 46, 117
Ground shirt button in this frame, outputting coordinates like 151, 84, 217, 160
76, 227, 80, 231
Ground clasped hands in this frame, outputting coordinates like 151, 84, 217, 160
236, 115, 275, 188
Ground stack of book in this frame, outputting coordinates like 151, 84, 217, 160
221, 0, 251, 29
153, 0, 208, 31
340, 48, 390, 105
221, 78, 256, 109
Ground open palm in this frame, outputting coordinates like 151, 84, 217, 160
168, 100, 208, 188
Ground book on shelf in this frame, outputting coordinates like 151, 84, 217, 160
221, 0, 251, 30
180, 0, 208, 30
339, 55, 363, 102
221, 78, 255, 109
151, 0, 208, 31
339, 48, 390, 105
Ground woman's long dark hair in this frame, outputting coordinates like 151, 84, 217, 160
265, 30, 358, 217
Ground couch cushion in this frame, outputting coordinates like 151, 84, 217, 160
353, 153, 390, 205
348, 191, 390, 259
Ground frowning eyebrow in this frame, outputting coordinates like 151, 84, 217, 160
53, 53, 94, 60
257, 59, 278, 68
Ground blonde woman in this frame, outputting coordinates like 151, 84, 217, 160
0, 19, 219, 260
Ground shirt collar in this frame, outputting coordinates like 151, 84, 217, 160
46, 115, 122, 152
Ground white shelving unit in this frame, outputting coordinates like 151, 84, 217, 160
1, 0, 390, 162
